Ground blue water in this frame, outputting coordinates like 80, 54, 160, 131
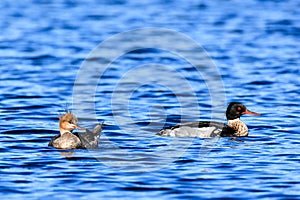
1, 0, 300, 199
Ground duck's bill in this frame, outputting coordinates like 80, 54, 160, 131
75, 125, 87, 130
242, 109, 261, 116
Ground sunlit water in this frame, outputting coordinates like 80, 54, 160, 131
1, 0, 300, 199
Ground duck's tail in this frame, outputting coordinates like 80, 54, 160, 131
92, 122, 104, 136
75, 122, 104, 149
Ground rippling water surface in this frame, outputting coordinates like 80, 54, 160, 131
1, 0, 300, 199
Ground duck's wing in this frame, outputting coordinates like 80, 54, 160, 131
48, 134, 60, 147
75, 123, 104, 149
157, 121, 236, 138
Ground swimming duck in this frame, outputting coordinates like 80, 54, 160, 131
48, 111, 103, 149
157, 102, 260, 138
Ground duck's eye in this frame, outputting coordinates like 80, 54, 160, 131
68, 120, 73, 124
237, 107, 241, 111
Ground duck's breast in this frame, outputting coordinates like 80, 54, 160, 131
51, 133, 81, 149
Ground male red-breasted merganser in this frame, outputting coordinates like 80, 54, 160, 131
48, 111, 103, 149
157, 102, 260, 137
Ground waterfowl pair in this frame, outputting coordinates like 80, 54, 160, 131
49, 102, 260, 149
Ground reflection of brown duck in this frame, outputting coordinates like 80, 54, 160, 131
48, 112, 103, 149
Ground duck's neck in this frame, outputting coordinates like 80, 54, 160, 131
227, 118, 248, 136
60, 128, 72, 136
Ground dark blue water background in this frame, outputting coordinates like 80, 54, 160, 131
1, 0, 300, 199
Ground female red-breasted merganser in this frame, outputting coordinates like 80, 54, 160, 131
157, 102, 260, 137
48, 111, 103, 149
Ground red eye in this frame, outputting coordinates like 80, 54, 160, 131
237, 107, 241, 111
